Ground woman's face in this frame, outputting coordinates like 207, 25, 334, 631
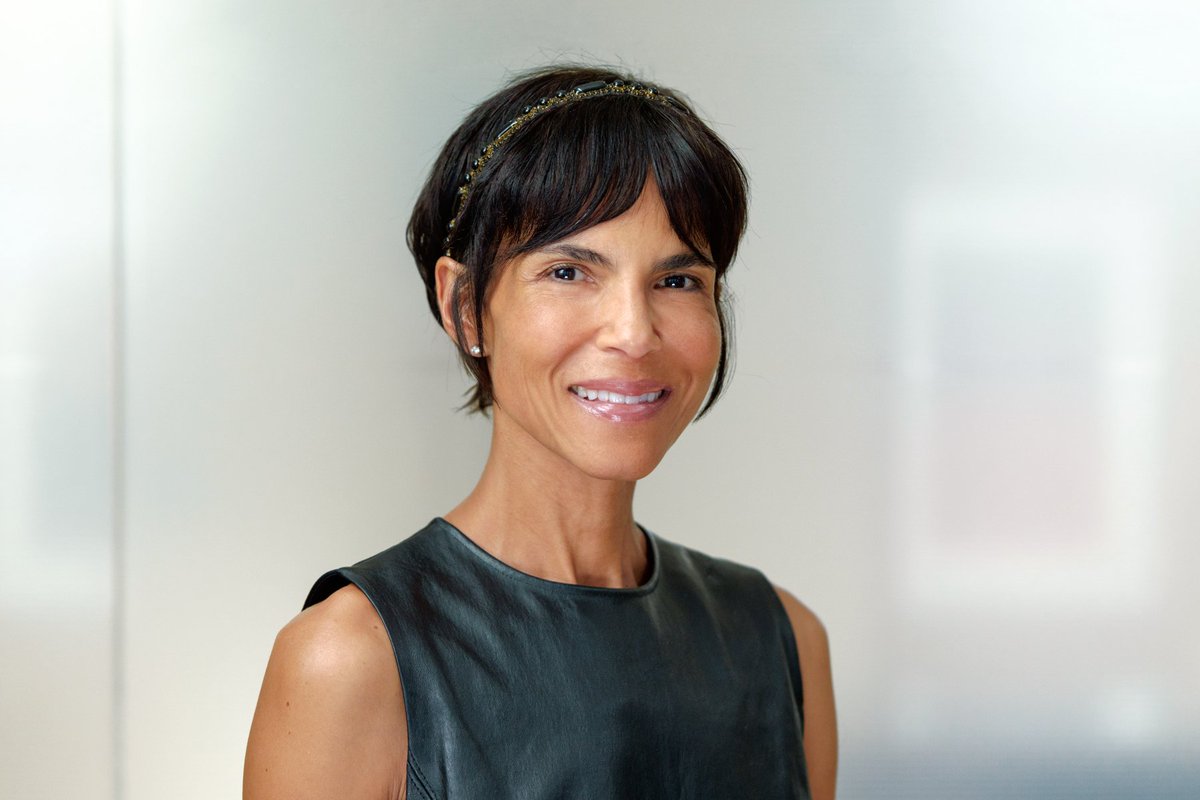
481, 179, 722, 483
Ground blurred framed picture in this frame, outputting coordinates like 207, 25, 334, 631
890, 187, 1162, 616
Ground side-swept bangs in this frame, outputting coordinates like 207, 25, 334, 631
463, 95, 745, 272
407, 66, 749, 416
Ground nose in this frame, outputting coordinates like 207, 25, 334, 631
595, 282, 661, 359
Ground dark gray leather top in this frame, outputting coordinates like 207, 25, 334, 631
305, 518, 809, 799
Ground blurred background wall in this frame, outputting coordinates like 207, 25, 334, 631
2, 1, 1198, 797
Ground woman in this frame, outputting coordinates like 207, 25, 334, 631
245, 65, 837, 800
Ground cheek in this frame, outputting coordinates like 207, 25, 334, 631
494, 299, 581, 356
676, 306, 723, 373
485, 297, 584, 395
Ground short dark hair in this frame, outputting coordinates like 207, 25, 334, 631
407, 65, 749, 416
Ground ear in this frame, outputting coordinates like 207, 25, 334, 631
434, 256, 477, 349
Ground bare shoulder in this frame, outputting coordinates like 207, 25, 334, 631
275, 583, 393, 674
772, 586, 830, 655
245, 584, 407, 800
772, 585, 838, 800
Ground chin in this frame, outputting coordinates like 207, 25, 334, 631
572, 445, 668, 483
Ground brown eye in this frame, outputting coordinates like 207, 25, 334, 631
551, 266, 580, 281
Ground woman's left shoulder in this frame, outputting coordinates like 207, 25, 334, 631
771, 585, 830, 651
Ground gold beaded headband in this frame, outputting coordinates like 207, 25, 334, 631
443, 78, 683, 255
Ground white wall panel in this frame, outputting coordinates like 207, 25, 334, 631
0, 2, 116, 797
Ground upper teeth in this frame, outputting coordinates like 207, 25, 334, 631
571, 386, 664, 404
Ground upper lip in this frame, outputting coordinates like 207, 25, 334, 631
568, 378, 668, 394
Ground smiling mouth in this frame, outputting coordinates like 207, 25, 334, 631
569, 386, 667, 405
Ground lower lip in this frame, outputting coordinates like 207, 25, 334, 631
569, 390, 670, 422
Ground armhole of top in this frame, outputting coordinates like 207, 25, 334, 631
760, 574, 806, 728
303, 568, 352, 609
302, 568, 437, 800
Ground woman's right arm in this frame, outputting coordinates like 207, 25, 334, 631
244, 585, 407, 800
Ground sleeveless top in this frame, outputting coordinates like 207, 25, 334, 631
305, 518, 810, 799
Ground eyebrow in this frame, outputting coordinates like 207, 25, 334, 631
540, 244, 715, 272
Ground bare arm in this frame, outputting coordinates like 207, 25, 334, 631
244, 585, 407, 800
774, 586, 838, 800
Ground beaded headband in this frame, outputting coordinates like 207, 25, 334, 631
443, 78, 682, 255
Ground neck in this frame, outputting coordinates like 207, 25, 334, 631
443, 411, 649, 589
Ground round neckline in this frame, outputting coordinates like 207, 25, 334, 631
432, 517, 661, 597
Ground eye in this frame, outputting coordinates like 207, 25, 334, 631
550, 265, 580, 281
659, 273, 702, 290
